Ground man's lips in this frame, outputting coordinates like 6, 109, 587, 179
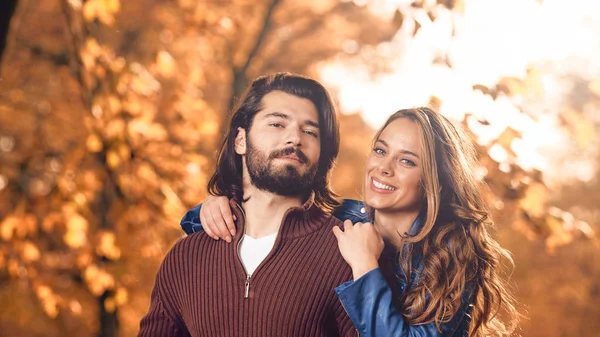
270, 147, 308, 164
276, 154, 302, 162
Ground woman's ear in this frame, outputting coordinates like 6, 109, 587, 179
234, 127, 247, 155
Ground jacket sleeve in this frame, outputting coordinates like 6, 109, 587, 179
332, 199, 371, 224
330, 292, 360, 337
180, 204, 203, 235
334, 268, 472, 337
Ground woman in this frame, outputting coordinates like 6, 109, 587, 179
184, 107, 520, 336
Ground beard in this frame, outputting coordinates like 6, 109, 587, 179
245, 137, 318, 197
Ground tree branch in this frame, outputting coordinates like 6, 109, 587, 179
227, 0, 282, 112
17, 38, 70, 66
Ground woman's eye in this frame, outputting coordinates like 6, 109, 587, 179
400, 158, 416, 167
373, 147, 385, 155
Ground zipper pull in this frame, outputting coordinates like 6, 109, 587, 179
244, 275, 251, 298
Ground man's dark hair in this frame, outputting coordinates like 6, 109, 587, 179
207, 72, 341, 212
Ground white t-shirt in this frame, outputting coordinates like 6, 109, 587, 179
239, 232, 278, 275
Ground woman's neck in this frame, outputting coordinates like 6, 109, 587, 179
374, 209, 420, 247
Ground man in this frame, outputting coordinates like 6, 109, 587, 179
139, 73, 357, 337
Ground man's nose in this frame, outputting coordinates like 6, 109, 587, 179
285, 127, 302, 146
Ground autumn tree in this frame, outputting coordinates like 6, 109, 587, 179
0, 0, 598, 337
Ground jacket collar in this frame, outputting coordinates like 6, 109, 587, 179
408, 214, 424, 237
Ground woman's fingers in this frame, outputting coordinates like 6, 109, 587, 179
200, 209, 218, 240
218, 201, 236, 237
332, 225, 343, 239
209, 211, 231, 242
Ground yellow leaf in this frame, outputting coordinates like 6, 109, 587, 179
545, 216, 573, 254
519, 182, 548, 218
156, 51, 176, 78
493, 127, 521, 155
42, 298, 59, 318
561, 109, 595, 149
64, 213, 88, 248
107, 95, 122, 114
86, 134, 104, 152
83, 0, 121, 26
0, 215, 18, 241
199, 119, 220, 138
22, 241, 41, 262
104, 297, 117, 313
178, 0, 195, 9
497, 77, 526, 96
42, 212, 62, 233
589, 78, 600, 97
80, 48, 96, 71
122, 95, 142, 116
69, 300, 83, 315
84, 265, 115, 296
76, 251, 94, 269
7, 258, 20, 277
106, 149, 121, 169
128, 119, 168, 141
96, 231, 121, 260
36, 284, 52, 299
24, 214, 38, 236
117, 142, 131, 161
105, 118, 126, 140
137, 162, 158, 183
35, 284, 60, 317
85, 38, 101, 58
114, 287, 128, 305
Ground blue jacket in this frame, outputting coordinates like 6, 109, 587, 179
180, 199, 473, 337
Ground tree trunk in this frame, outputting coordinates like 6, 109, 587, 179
98, 290, 119, 337
0, 0, 18, 66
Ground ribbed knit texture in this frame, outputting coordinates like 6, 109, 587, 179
139, 199, 357, 337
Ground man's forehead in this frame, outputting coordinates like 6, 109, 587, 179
258, 91, 319, 122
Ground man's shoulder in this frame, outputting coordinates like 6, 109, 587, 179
162, 231, 212, 264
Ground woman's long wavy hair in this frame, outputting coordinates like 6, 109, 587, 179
371, 107, 520, 336
207, 72, 341, 212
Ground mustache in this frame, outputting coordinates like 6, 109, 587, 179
269, 147, 309, 164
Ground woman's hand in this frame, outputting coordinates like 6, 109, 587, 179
200, 195, 236, 243
333, 220, 385, 280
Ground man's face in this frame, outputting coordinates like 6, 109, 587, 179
237, 90, 321, 196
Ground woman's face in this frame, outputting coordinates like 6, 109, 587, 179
364, 117, 425, 214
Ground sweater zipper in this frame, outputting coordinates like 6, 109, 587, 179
236, 204, 252, 299
244, 274, 251, 298
237, 240, 251, 299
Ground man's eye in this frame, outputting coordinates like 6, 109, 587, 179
269, 123, 283, 128
304, 130, 318, 137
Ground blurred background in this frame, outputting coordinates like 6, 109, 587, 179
0, 0, 599, 336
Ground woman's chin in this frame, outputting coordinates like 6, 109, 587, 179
364, 198, 391, 212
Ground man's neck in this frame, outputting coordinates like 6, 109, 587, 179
241, 186, 305, 239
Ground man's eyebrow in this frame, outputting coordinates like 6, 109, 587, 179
375, 139, 420, 158
264, 112, 289, 119
264, 112, 319, 129
305, 120, 319, 129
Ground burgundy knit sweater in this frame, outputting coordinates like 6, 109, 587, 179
138, 198, 357, 337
